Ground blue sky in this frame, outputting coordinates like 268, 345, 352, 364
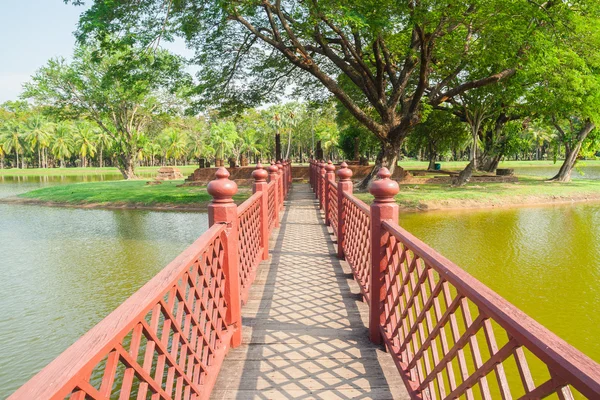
0, 1, 90, 103
0, 1, 194, 104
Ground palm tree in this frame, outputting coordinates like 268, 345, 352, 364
51, 123, 74, 168
209, 121, 238, 166
162, 128, 189, 166
0, 136, 6, 169
25, 115, 52, 168
74, 123, 98, 167
95, 130, 113, 168
2, 121, 25, 168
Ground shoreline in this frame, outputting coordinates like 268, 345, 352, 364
0, 197, 210, 212
398, 193, 600, 213
4, 190, 600, 213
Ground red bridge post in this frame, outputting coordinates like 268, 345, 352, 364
277, 161, 284, 210
207, 167, 243, 347
337, 162, 353, 259
324, 161, 335, 226
368, 167, 399, 345
316, 161, 323, 200
253, 163, 270, 261
319, 161, 326, 210
269, 162, 280, 228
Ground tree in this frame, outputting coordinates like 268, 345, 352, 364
161, 128, 189, 166
2, 120, 25, 168
51, 122, 74, 168
25, 115, 52, 168
527, 10, 600, 182
23, 39, 189, 179
408, 111, 469, 170
71, 0, 580, 184
74, 122, 98, 167
209, 121, 238, 164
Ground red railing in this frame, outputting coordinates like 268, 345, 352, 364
311, 159, 600, 399
9, 160, 292, 400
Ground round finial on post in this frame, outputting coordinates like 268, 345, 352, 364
268, 161, 279, 174
252, 162, 268, 182
207, 167, 238, 204
368, 167, 399, 203
276, 160, 283, 171
325, 160, 335, 173
337, 162, 353, 181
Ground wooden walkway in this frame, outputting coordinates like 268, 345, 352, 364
212, 184, 408, 399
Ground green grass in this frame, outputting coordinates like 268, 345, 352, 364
354, 176, 600, 210
18, 180, 251, 208
395, 159, 600, 171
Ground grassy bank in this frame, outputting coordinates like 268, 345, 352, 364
354, 177, 600, 210
13, 180, 251, 209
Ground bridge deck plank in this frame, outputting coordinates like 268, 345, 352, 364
212, 184, 409, 399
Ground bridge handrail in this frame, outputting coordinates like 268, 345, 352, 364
9, 223, 230, 399
9, 161, 293, 400
237, 191, 264, 304
381, 219, 600, 399
310, 159, 600, 399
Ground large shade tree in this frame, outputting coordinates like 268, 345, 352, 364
23, 40, 190, 179
68, 0, 586, 184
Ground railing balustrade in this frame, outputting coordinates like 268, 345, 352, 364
9, 161, 292, 400
310, 159, 600, 399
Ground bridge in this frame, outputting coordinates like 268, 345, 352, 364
9, 161, 600, 399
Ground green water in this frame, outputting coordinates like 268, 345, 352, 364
398, 204, 600, 366
0, 180, 208, 398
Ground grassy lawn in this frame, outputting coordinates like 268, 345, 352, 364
17, 180, 251, 208
354, 177, 600, 210
395, 159, 600, 171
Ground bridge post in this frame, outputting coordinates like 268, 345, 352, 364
269, 162, 280, 228
324, 161, 336, 226
207, 167, 243, 348
337, 162, 353, 259
316, 161, 323, 199
276, 161, 284, 209
368, 167, 399, 345
319, 161, 327, 210
253, 163, 270, 261
309, 159, 313, 188
288, 159, 292, 187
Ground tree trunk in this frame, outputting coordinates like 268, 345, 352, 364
38, 148, 41, 169
118, 153, 137, 179
285, 130, 292, 160
550, 120, 595, 182
275, 133, 282, 161
358, 139, 401, 189
15, 150, 19, 169
479, 154, 502, 173
453, 160, 475, 186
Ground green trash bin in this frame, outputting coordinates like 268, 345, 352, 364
434, 163, 442, 171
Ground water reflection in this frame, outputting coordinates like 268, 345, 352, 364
399, 203, 600, 363
0, 193, 207, 398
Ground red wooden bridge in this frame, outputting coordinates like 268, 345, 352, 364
8, 160, 600, 399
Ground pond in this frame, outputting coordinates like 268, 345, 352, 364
399, 203, 600, 365
0, 178, 208, 398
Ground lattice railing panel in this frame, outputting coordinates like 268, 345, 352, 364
11, 225, 233, 400
379, 221, 595, 400
342, 192, 371, 303
238, 193, 263, 304
267, 181, 276, 232
328, 180, 338, 237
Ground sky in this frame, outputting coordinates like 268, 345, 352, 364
0, 1, 194, 104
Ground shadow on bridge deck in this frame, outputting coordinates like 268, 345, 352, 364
212, 184, 408, 399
